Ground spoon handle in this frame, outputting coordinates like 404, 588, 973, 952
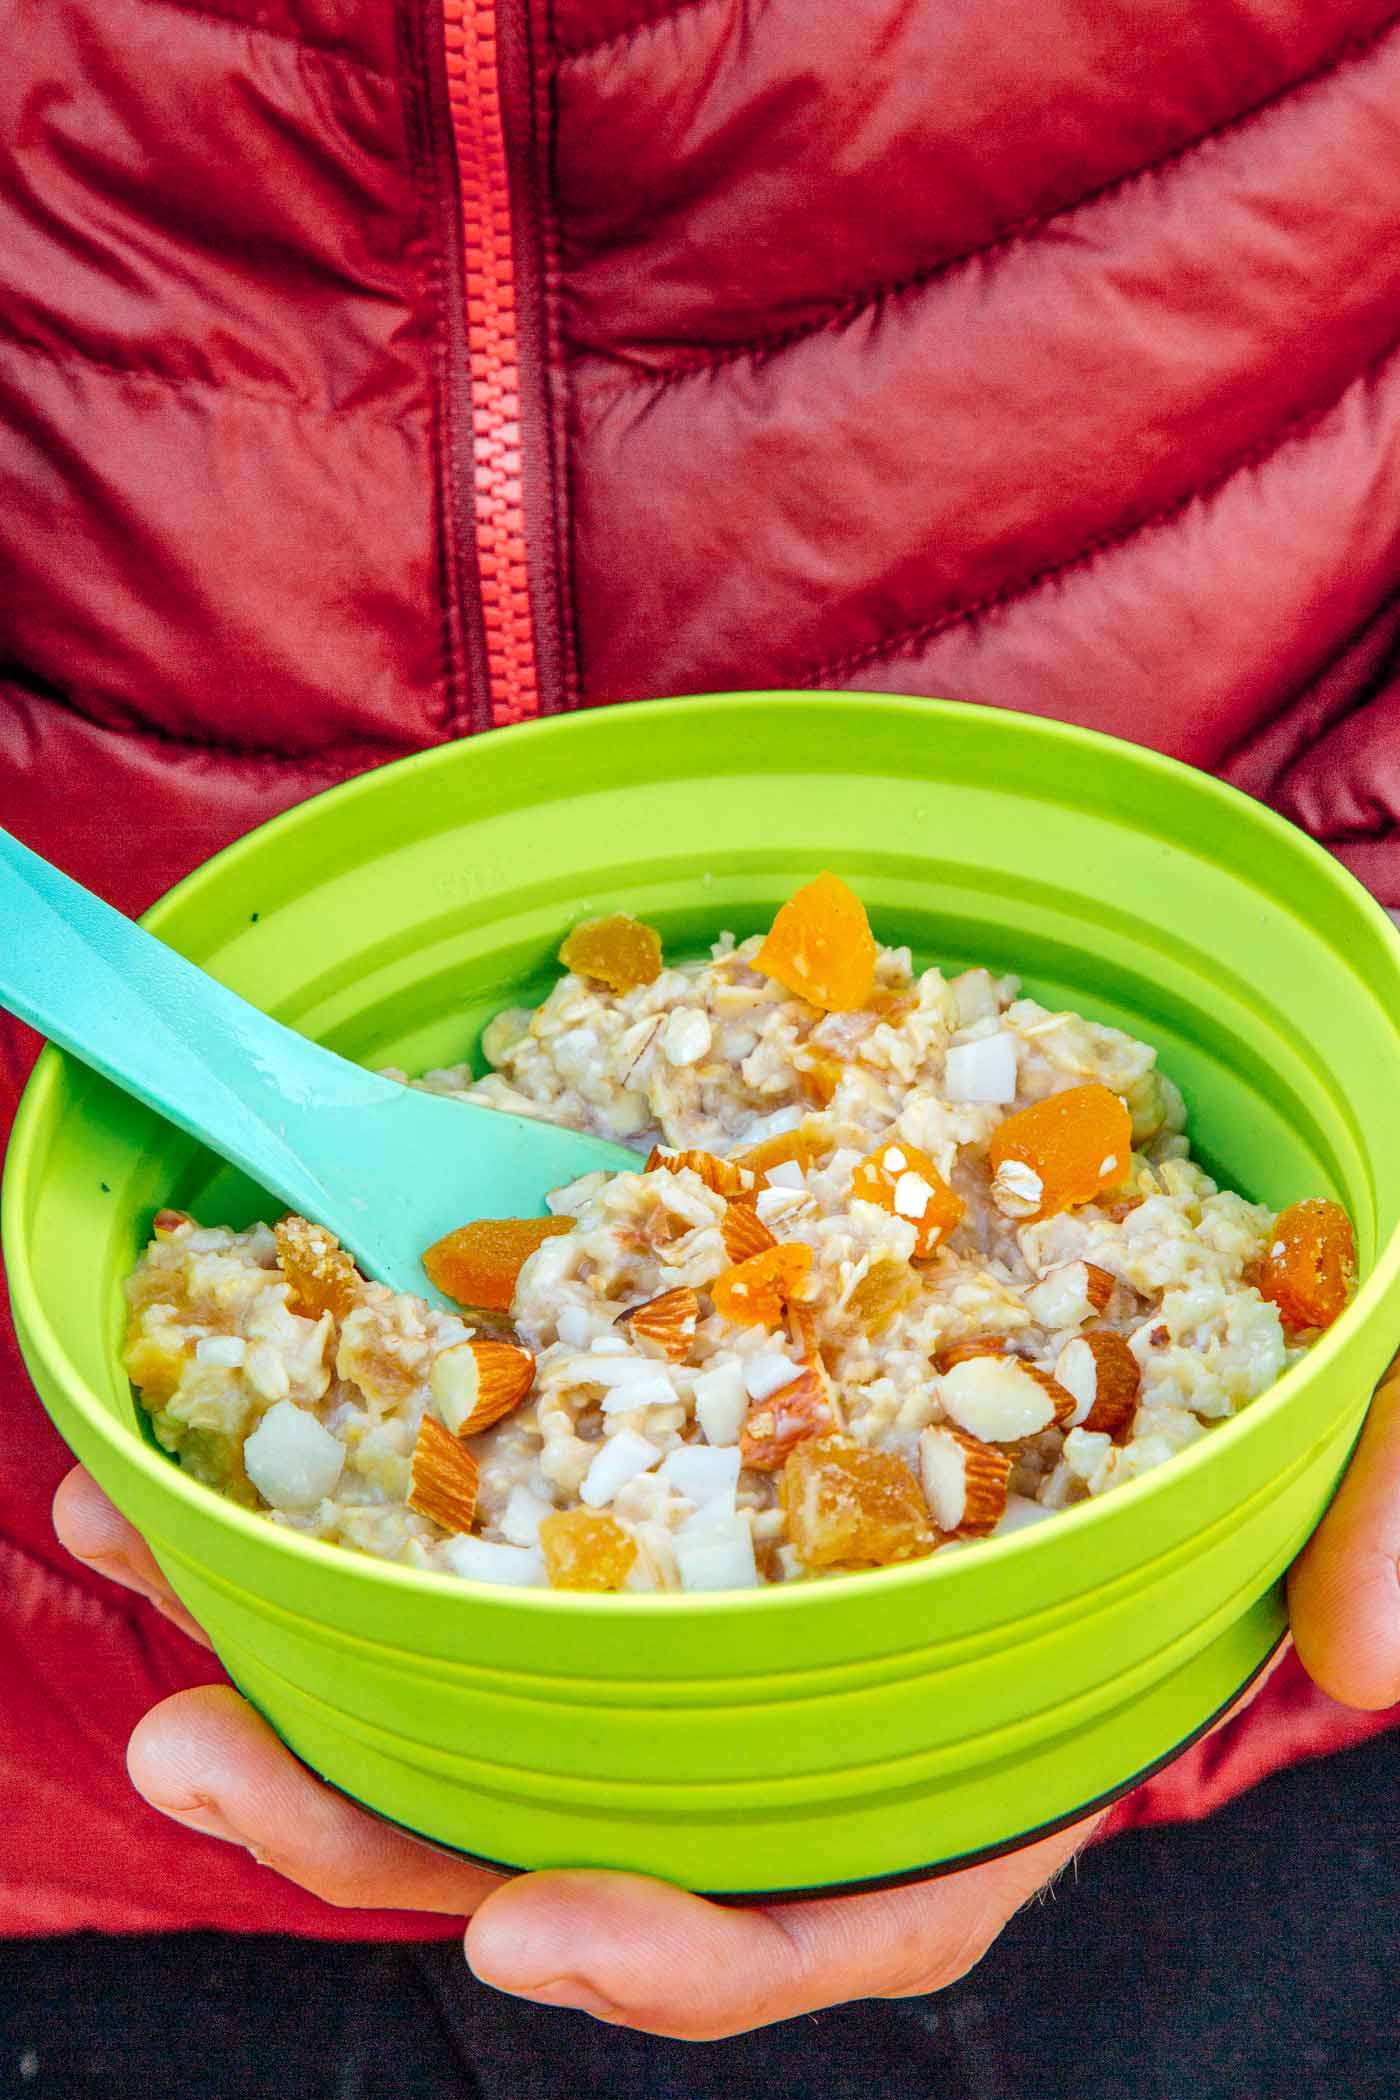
0, 826, 390, 1221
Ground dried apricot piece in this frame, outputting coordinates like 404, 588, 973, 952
754, 873, 877, 1013
539, 1509, 638, 1591
424, 1216, 573, 1312
731, 1126, 820, 1177
850, 1140, 965, 1257
780, 1436, 936, 1568
1257, 1199, 1356, 1332
986, 1084, 1133, 1222
711, 1243, 813, 1329
559, 913, 662, 994
796, 1047, 846, 1107
739, 1367, 834, 1470
275, 1215, 363, 1320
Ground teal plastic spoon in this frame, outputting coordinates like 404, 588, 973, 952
0, 828, 639, 1304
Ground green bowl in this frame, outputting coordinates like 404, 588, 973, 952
8, 694, 1400, 1896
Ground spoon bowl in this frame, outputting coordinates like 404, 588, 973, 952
0, 827, 637, 1303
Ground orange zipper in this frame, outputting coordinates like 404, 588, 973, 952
439, 0, 540, 728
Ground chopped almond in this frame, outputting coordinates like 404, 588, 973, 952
430, 1339, 536, 1436
615, 1286, 700, 1362
934, 1335, 1012, 1373
1023, 1260, 1115, 1329
1054, 1331, 1141, 1439
721, 1201, 777, 1264
919, 1425, 1011, 1535
739, 1367, 833, 1470
645, 1145, 756, 1199
408, 1416, 480, 1535
938, 1354, 1076, 1442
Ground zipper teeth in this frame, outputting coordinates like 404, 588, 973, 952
440, 0, 540, 729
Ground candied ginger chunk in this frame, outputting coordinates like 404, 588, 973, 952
850, 1141, 965, 1257
780, 1436, 936, 1568
275, 1215, 363, 1320
987, 1084, 1132, 1222
1257, 1199, 1356, 1332
539, 1509, 638, 1591
754, 873, 877, 1013
558, 913, 663, 993
424, 1216, 573, 1312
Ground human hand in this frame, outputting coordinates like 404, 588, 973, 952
1287, 1353, 1400, 1708
53, 1463, 1100, 2038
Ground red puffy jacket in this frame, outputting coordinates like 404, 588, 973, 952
3, 0, 1400, 1939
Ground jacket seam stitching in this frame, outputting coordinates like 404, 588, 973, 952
1, 680, 413, 767
801, 330, 1400, 690
0, 333, 422, 429
1216, 579, 1400, 784
135, 0, 393, 83
556, 0, 722, 63
398, 0, 467, 740
588, 5, 1400, 389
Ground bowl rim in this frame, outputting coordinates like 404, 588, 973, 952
8, 690, 1400, 1619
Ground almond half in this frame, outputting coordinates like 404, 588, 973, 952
1023, 1260, 1115, 1329
430, 1339, 536, 1436
739, 1366, 833, 1471
408, 1415, 481, 1534
721, 1200, 777, 1264
919, 1425, 1011, 1535
935, 1335, 1012, 1374
615, 1286, 699, 1362
938, 1354, 1076, 1442
1054, 1330, 1141, 1439
646, 1146, 756, 1199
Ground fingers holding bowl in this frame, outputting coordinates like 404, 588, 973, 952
52, 1465, 211, 1648
463, 1811, 1104, 2040
127, 1683, 504, 1916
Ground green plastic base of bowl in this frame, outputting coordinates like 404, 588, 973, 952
8, 693, 1400, 1894
232, 1624, 1292, 1902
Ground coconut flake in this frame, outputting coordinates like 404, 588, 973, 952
443, 1536, 547, 1585
674, 1513, 759, 1590
944, 1034, 1018, 1104
243, 1401, 344, 1512
693, 1359, 748, 1445
580, 1430, 661, 1507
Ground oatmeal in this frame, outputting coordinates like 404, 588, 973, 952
124, 876, 1357, 1592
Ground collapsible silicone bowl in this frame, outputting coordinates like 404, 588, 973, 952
8, 694, 1400, 1896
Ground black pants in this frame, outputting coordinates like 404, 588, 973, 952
4, 1723, 1398, 2100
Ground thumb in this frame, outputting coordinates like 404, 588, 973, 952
1288, 1358, 1400, 1710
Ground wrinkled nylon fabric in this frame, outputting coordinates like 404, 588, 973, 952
2, 0, 1399, 1936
